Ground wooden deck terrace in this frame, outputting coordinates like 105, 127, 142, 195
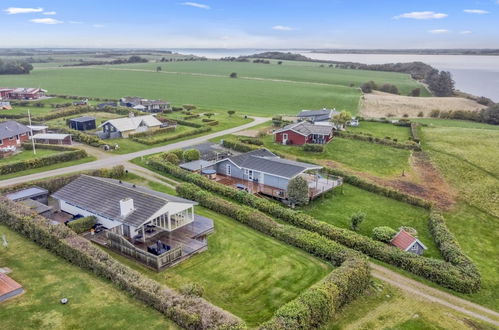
215, 174, 286, 198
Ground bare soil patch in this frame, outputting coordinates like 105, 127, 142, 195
318, 151, 455, 209
360, 91, 486, 118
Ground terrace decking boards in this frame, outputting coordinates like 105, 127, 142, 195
0, 273, 23, 303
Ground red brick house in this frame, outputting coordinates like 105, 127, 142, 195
0, 88, 14, 99
274, 122, 333, 145
0, 121, 31, 148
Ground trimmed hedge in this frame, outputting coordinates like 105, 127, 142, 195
67, 216, 97, 234
56, 127, 107, 147
336, 131, 421, 151
150, 160, 481, 293
0, 145, 87, 175
237, 137, 264, 146
129, 126, 176, 139
131, 127, 211, 145
175, 119, 203, 128
302, 144, 324, 152
183, 114, 200, 120
372, 226, 397, 243
176, 183, 370, 329
221, 139, 258, 152
0, 198, 242, 329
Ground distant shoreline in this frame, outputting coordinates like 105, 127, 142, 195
310, 49, 499, 56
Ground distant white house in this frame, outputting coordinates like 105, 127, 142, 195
98, 113, 162, 138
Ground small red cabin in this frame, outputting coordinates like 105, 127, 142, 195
274, 122, 333, 145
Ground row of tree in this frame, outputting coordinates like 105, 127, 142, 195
0, 59, 33, 74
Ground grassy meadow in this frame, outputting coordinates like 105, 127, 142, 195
0, 225, 178, 330
301, 184, 438, 258
0, 149, 59, 165
347, 121, 412, 141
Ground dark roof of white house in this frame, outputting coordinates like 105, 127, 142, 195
225, 149, 321, 179
52, 175, 196, 227
297, 109, 340, 122
69, 116, 96, 123
0, 120, 30, 140
275, 122, 333, 136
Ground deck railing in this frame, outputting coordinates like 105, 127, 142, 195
107, 232, 182, 270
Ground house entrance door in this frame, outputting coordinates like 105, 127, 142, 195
123, 225, 130, 237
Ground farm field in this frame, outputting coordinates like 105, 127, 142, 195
301, 184, 439, 258
413, 118, 499, 130
347, 121, 412, 141
0, 67, 361, 116
107, 60, 429, 96
106, 203, 332, 326
0, 225, 178, 330
261, 135, 411, 177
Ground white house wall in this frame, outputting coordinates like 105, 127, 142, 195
57, 199, 123, 230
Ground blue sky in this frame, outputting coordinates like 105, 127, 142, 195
1, 0, 498, 48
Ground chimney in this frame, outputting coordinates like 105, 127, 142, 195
120, 198, 134, 217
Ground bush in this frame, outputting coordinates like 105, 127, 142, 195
150, 161, 480, 293
287, 176, 310, 206
170, 149, 185, 160
302, 144, 324, 152
221, 139, 259, 152
0, 198, 242, 329
183, 114, 200, 120
172, 106, 183, 112
182, 104, 196, 110
180, 282, 205, 297
183, 149, 200, 162
67, 216, 97, 234
229, 72, 237, 78
350, 211, 366, 231
131, 127, 211, 145
238, 137, 264, 146
430, 109, 441, 118
372, 226, 397, 243
163, 153, 180, 165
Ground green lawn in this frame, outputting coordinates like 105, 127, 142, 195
0, 225, 178, 330
412, 118, 499, 130
348, 121, 412, 141
106, 180, 332, 326
0, 67, 361, 116
0, 149, 59, 164
0, 156, 96, 180
301, 184, 439, 258
262, 135, 411, 177
111, 60, 429, 96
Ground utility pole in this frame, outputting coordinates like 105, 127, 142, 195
28, 109, 36, 155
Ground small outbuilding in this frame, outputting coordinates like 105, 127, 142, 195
32, 133, 72, 145
0, 273, 24, 303
391, 229, 427, 255
69, 116, 96, 131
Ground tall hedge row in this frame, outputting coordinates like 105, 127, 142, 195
176, 183, 370, 329
56, 127, 107, 147
0, 198, 243, 329
131, 127, 211, 145
0, 146, 87, 175
129, 126, 176, 139
150, 159, 480, 293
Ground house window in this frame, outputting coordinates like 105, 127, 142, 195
248, 170, 254, 180
0, 139, 3, 146
227, 164, 231, 175
9, 136, 14, 140
411, 244, 418, 251
283, 133, 288, 140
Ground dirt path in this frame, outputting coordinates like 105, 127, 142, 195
371, 263, 499, 327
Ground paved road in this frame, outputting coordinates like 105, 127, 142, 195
0, 116, 269, 187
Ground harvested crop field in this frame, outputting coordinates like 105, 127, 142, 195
360, 91, 486, 118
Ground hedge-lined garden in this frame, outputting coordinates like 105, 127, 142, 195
176, 183, 370, 329
131, 127, 211, 145
0, 144, 88, 176
0, 198, 242, 329
335, 131, 421, 151
148, 159, 481, 293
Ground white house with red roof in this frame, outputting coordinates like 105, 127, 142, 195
390, 229, 427, 255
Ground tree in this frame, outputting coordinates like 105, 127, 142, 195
156, 66, 162, 72
481, 103, 499, 125
277, 61, 283, 65
183, 149, 200, 162
331, 111, 352, 129
169, 149, 184, 160
410, 88, 421, 97
350, 211, 366, 231
360, 80, 377, 93
163, 152, 180, 165
426, 70, 454, 97
287, 176, 310, 206
230, 72, 238, 78
379, 83, 399, 95
227, 110, 235, 116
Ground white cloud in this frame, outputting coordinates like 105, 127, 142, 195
394, 11, 447, 19
30, 18, 62, 24
272, 25, 295, 31
4, 7, 43, 14
463, 9, 489, 14
460, 30, 472, 34
92, 24, 105, 28
43, 11, 57, 15
181, 2, 210, 9
429, 29, 450, 34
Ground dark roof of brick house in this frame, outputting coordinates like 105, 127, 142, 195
0, 120, 30, 140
